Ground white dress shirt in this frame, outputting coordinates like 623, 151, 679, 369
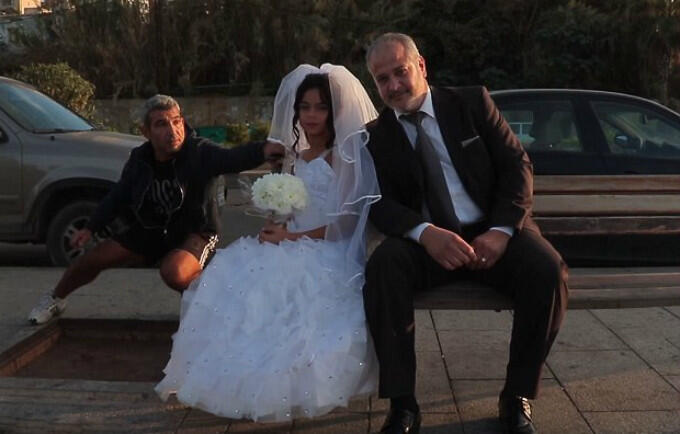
394, 89, 513, 242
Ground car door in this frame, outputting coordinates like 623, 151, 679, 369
493, 92, 658, 265
587, 96, 680, 174
580, 96, 680, 265
0, 114, 23, 234
494, 92, 608, 226
494, 92, 606, 175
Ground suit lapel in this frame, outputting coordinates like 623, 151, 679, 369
431, 87, 473, 178
379, 109, 425, 191
433, 87, 491, 209
385, 109, 415, 155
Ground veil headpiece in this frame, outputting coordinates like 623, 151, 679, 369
268, 64, 381, 283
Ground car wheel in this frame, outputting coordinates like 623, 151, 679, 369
46, 201, 108, 266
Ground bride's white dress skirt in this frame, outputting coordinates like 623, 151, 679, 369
155, 235, 377, 422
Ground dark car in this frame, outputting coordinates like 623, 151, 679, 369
0, 76, 143, 265
491, 89, 680, 266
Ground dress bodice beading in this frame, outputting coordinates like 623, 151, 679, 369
287, 157, 336, 233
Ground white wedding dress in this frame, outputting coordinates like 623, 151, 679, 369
155, 155, 378, 422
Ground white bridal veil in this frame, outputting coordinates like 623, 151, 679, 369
267, 63, 381, 282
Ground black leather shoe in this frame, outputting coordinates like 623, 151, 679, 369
380, 408, 422, 433
498, 395, 537, 434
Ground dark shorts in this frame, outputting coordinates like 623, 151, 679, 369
113, 225, 218, 267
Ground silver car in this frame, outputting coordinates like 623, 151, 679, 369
0, 76, 143, 265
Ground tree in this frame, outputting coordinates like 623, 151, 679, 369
531, 2, 609, 89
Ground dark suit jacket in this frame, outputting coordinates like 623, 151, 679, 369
366, 85, 537, 237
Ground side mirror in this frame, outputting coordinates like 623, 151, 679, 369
614, 134, 641, 149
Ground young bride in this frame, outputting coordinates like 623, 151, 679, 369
155, 64, 380, 421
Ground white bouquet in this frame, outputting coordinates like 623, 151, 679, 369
246, 173, 308, 223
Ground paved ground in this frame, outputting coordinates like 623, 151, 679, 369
1, 267, 679, 433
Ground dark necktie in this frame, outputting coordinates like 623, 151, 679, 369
401, 111, 461, 233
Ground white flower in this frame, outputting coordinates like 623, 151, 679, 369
250, 173, 308, 217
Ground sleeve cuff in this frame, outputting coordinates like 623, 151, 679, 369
489, 226, 514, 237
405, 223, 431, 243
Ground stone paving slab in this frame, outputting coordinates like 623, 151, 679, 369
612, 327, 680, 376
582, 410, 680, 433
547, 349, 680, 411
590, 307, 680, 331
431, 310, 513, 331
368, 349, 457, 416
667, 305, 680, 317
451, 379, 592, 434
438, 329, 518, 380
669, 375, 680, 391
0, 378, 186, 433
415, 351, 457, 414
369, 409, 462, 434
226, 420, 292, 433
415, 310, 440, 352
292, 410, 369, 433
176, 409, 230, 434
552, 310, 627, 352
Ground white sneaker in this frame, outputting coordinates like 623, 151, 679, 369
28, 292, 67, 324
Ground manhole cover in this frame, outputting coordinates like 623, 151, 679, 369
0, 319, 177, 382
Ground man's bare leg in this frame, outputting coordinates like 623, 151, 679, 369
159, 233, 215, 292
53, 239, 145, 299
29, 239, 145, 324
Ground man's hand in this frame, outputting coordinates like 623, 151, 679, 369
258, 220, 292, 244
263, 141, 285, 168
70, 228, 93, 248
468, 229, 511, 270
419, 225, 477, 270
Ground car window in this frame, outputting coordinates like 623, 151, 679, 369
500, 100, 583, 152
0, 82, 92, 133
591, 101, 680, 159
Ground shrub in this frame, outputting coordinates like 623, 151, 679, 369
13, 62, 95, 118
249, 120, 270, 141
225, 122, 250, 145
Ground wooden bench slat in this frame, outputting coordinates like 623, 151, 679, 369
567, 266, 680, 275
569, 272, 680, 289
414, 286, 680, 310
534, 175, 680, 193
413, 285, 512, 310
535, 216, 680, 236
533, 194, 680, 216
414, 267, 680, 310
568, 287, 680, 309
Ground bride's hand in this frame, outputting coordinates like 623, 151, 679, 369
258, 221, 290, 244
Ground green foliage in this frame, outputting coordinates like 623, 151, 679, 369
225, 122, 251, 145
249, 121, 271, 141
531, 2, 609, 88
5, 0, 403, 101
13, 62, 95, 118
4, 0, 680, 106
212, 121, 271, 148
404, 0, 680, 103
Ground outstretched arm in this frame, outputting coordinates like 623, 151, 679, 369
202, 140, 285, 175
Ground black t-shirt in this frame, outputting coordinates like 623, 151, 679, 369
137, 159, 184, 229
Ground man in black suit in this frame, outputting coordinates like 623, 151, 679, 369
363, 32, 568, 434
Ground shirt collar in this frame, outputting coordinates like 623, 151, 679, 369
393, 87, 435, 120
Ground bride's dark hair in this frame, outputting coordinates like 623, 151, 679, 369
292, 73, 335, 154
